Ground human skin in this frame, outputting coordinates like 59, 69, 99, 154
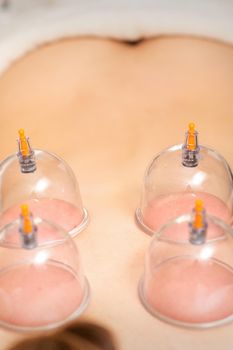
142, 191, 232, 234
0, 263, 85, 329
0, 36, 233, 350
143, 256, 233, 325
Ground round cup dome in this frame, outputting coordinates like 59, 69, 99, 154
0, 130, 89, 237
0, 206, 90, 332
136, 124, 233, 235
139, 202, 233, 328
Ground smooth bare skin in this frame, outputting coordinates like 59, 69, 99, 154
0, 37, 233, 350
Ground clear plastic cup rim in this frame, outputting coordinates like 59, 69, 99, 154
69, 207, 89, 238
135, 207, 155, 236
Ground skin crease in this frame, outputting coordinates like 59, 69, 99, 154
0, 37, 233, 350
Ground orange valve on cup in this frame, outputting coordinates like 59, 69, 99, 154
193, 199, 204, 229
17, 129, 36, 173
182, 122, 199, 167
18, 129, 30, 156
20, 204, 37, 249
189, 199, 207, 245
187, 122, 196, 151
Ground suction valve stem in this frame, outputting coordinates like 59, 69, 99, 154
182, 123, 200, 167
189, 199, 208, 245
19, 204, 37, 249
17, 129, 36, 173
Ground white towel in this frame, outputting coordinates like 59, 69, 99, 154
0, 0, 233, 74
